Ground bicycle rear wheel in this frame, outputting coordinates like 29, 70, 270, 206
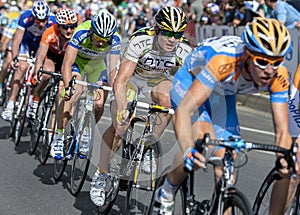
53, 120, 74, 181
70, 113, 95, 196
125, 139, 162, 214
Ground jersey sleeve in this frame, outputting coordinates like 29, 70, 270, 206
40, 25, 55, 46
110, 33, 121, 55
269, 65, 289, 103
17, 10, 32, 31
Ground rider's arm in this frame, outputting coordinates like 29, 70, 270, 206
174, 79, 213, 153
62, 45, 78, 89
34, 43, 49, 74
11, 28, 24, 60
114, 57, 136, 111
108, 53, 120, 87
271, 101, 292, 149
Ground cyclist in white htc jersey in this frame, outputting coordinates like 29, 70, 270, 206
89, 6, 192, 207
152, 18, 296, 215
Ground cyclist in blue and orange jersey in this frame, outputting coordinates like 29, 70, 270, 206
49, 9, 121, 160
151, 17, 297, 215
0, 16, 19, 100
28, 8, 78, 123
90, 6, 192, 207
287, 65, 300, 214
1, 0, 56, 122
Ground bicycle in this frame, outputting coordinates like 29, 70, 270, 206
149, 133, 297, 215
10, 56, 35, 146
53, 76, 112, 196
28, 68, 62, 164
253, 145, 298, 215
99, 100, 174, 215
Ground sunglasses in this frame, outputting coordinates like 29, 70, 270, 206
247, 51, 284, 70
61, 24, 77, 30
34, 18, 48, 24
93, 33, 111, 43
159, 30, 184, 39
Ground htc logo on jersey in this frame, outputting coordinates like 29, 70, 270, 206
143, 57, 174, 69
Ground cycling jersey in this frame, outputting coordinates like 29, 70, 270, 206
17, 10, 56, 55
288, 65, 300, 138
68, 20, 121, 83
40, 24, 70, 72
2, 17, 18, 39
171, 36, 290, 139
123, 26, 192, 85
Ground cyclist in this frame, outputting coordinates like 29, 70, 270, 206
0, 17, 18, 101
151, 17, 295, 214
29, 8, 78, 124
89, 6, 192, 207
1, 0, 56, 122
128, 12, 149, 35
49, 9, 121, 160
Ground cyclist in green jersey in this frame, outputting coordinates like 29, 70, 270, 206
50, 9, 121, 160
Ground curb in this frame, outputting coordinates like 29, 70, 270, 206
236, 94, 271, 113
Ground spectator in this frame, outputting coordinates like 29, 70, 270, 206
256, 0, 268, 17
190, 0, 204, 23
231, 0, 259, 26
266, 0, 300, 29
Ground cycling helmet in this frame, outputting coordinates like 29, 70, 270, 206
56, 8, 77, 25
241, 17, 291, 57
91, 9, 117, 38
155, 6, 187, 32
32, 0, 50, 20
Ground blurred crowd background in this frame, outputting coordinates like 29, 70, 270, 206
0, 0, 299, 47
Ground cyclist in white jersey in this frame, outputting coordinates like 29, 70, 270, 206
89, 6, 192, 207
152, 18, 297, 215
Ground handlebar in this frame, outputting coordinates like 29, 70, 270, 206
37, 67, 62, 82
186, 133, 298, 174
66, 75, 112, 98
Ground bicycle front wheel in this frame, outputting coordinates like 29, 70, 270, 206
29, 90, 47, 155
214, 188, 253, 215
70, 113, 95, 196
11, 87, 28, 146
125, 139, 162, 214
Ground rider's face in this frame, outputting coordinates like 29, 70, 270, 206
156, 29, 183, 52
91, 33, 111, 49
34, 18, 48, 30
59, 24, 77, 39
247, 50, 284, 87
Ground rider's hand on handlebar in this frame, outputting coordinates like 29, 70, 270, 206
183, 147, 206, 172
116, 109, 130, 125
62, 87, 71, 101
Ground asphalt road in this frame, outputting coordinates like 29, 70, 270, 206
0, 103, 277, 215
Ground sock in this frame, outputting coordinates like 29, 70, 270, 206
160, 176, 179, 201
6, 101, 14, 110
55, 129, 64, 139
97, 166, 107, 174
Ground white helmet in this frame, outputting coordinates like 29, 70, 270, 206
55, 8, 77, 25
91, 9, 117, 38
32, 0, 50, 20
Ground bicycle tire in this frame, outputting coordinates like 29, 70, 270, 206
125, 139, 162, 214
70, 113, 95, 196
39, 92, 57, 164
11, 87, 28, 146
212, 188, 253, 215
29, 90, 48, 155
252, 167, 278, 215
53, 120, 74, 181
